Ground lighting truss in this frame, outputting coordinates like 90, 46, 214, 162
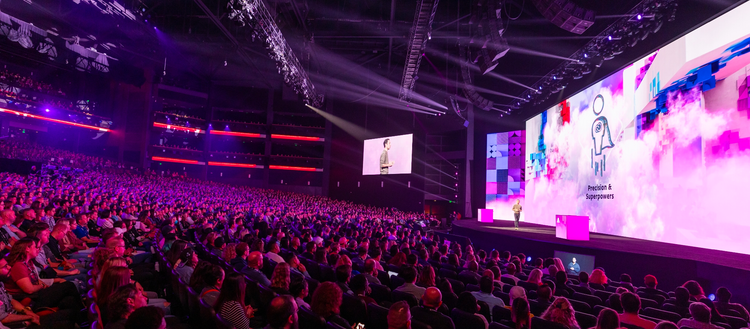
227, 0, 323, 108
399, 0, 441, 102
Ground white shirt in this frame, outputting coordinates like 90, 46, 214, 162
266, 252, 285, 264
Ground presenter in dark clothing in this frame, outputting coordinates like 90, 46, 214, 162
512, 199, 522, 230
380, 138, 394, 175
567, 258, 581, 275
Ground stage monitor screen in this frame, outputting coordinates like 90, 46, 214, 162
524, 1, 750, 255
362, 134, 413, 175
554, 251, 595, 276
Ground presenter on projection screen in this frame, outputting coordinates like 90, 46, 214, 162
380, 138, 394, 175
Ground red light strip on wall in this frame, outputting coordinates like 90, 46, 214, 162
153, 122, 203, 134
271, 134, 321, 141
208, 162, 257, 168
152, 156, 199, 164
209, 130, 262, 138
269, 165, 318, 172
0, 108, 110, 132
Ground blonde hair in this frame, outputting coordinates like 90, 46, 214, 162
270, 263, 291, 291
541, 297, 579, 329
223, 243, 237, 261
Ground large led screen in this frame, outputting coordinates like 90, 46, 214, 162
524, 2, 750, 255
362, 134, 413, 175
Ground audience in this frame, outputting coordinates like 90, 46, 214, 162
125, 307, 165, 329
106, 284, 148, 329
677, 303, 722, 329
311, 282, 350, 328
509, 297, 531, 329
395, 266, 425, 300
412, 287, 455, 329
214, 272, 256, 329
619, 292, 656, 329
456, 292, 489, 329
388, 301, 411, 329
714, 287, 749, 321
541, 297, 579, 329
594, 307, 620, 329
265, 296, 298, 329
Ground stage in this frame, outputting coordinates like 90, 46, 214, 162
445, 219, 750, 304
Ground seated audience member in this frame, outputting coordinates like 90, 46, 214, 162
335, 264, 353, 295
508, 286, 527, 308
508, 297, 531, 329
618, 274, 636, 293
200, 265, 224, 307
351, 274, 376, 307
683, 280, 707, 301
270, 263, 291, 295
266, 296, 299, 329
548, 265, 559, 279
266, 239, 285, 264
4, 238, 82, 311
714, 287, 750, 322
536, 284, 554, 310
289, 277, 310, 310
0, 253, 77, 329
699, 299, 728, 326
639, 275, 669, 300
362, 259, 381, 284
285, 254, 310, 279
527, 268, 543, 286
555, 271, 574, 297
455, 292, 489, 329
594, 307, 620, 329
438, 278, 458, 310
106, 284, 148, 329
188, 261, 212, 293
471, 276, 505, 319
417, 265, 436, 288
589, 269, 608, 286
395, 266, 426, 300
619, 292, 656, 329
301, 242, 315, 260
124, 307, 165, 329
175, 248, 198, 283
502, 263, 521, 285
677, 303, 723, 329
311, 282, 351, 328
214, 273, 257, 329
231, 243, 249, 271
541, 297, 580, 329
222, 243, 237, 262
388, 301, 411, 329
73, 214, 100, 245
576, 271, 595, 294
211, 237, 225, 256
459, 260, 483, 283
412, 287, 455, 329
242, 251, 271, 287
608, 293, 623, 313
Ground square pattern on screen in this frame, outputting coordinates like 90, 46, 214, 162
486, 131, 526, 200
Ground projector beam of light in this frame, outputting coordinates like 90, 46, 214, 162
509, 46, 583, 62
0, 108, 110, 132
305, 105, 381, 141
309, 44, 447, 111
424, 48, 537, 91
312, 74, 443, 115
484, 72, 537, 91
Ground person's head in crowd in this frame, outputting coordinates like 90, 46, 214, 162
266, 296, 299, 329
335, 265, 352, 285
608, 293, 622, 312
509, 285, 527, 306
311, 282, 343, 318
716, 287, 733, 303
456, 291, 480, 314
406, 253, 418, 267
388, 301, 411, 329
248, 251, 264, 270
448, 254, 460, 267
223, 243, 237, 261
528, 268, 543, 285
213, 237, 225, 250
214, 272, 246, 312
620, 273, 632, 283
350, 274, 370, 296
683, 280, 706, 300
489, 266, 501, 281
590, 269, 608, 285
314, 248, 328, 265
402, 266, 418, 285
548, 264, 559, 278
578, 271, 589, 284
289, 277, 308, 302
364, 259, 378, 276
674, 286, 690, 306
271, 263, 291, 292
500, 251, 511, 262
643, 274, 658, 289
108, 284, 148, 322
6, 237, 38, 266
235, 242, 249, 260
417, 265, 436, 287
511, 297, 531, 329
620, 292, 642, 314
202, 264, 225, 289
699, 298, 726, 324
125, 306, 166, 329
505, 262, 517, 276
389, 252, 407, 267
537, 284, 553, 302
478, 275, 494, 294
467, 260, 479, 273
555, 270, 568, 287
688, 302, 712, 324
166, 240, 189, 265
615, 287, 630, 294
422, 287, 443, 309
178, 248, 198, 268
541, 297, 578, 328
97, 265, 131, 304
335, 255, 352, 268
595, 307, 620, 329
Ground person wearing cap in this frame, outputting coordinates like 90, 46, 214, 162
388, 301, 411, 329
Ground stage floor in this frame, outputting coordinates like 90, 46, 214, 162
451, 219, 750, 271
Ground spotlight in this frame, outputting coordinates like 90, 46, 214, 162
637, 14, 642, 20
45, 109, 50, 112
708, 294, 715, 301
583, 53, 588, 58
224, 61, 228, 66
526, 256, 532, 262
608, 35, 612, 41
